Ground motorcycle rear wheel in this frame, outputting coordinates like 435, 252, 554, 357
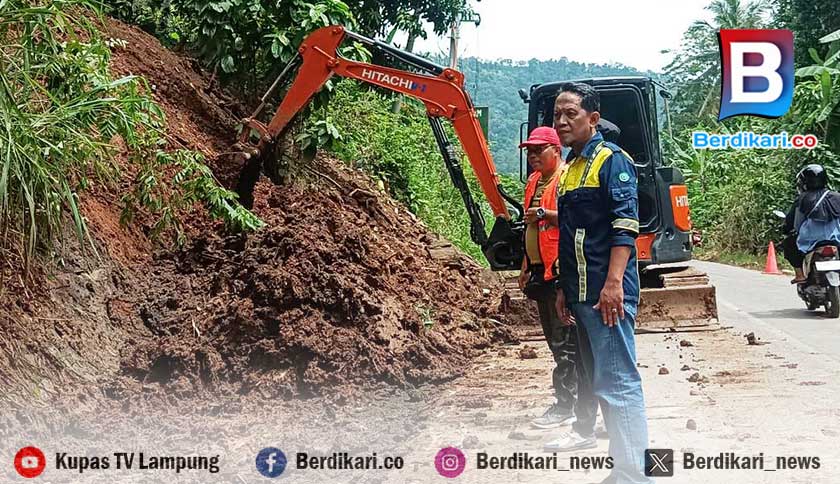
826, 286, 840, 318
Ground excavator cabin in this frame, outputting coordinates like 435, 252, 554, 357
521, 78, 717, 327
522, 77, 693, 268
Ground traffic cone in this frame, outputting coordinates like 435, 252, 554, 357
763, 241, 783, 275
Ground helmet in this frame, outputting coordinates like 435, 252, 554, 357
596, 118, 621, 143
797, 164, 827, 191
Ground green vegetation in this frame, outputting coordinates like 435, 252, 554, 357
665, 0, 840, 257
105, 0, 471, 100
776, 0, 840, 66
0, 0, 260, 273
457, 57, 654, 175
323, 81, 521, 261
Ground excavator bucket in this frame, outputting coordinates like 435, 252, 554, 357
637, 266, 719, 331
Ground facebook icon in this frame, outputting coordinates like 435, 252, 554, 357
256, 447, 287, 478
718, 29, 794, 120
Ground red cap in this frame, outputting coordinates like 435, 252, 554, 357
519, 126, 561, 148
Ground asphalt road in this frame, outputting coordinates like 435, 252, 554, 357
694, 260, 840, 361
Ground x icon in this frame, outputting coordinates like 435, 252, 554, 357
645, 449, 674, 477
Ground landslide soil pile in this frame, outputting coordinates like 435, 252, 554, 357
1, 19, 524, 410
111, 172, 515, 402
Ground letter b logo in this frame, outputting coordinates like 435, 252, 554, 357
718, 29, 794, 120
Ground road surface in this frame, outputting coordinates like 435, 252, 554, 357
694, 260, 840, 361
5, 261, 840, 483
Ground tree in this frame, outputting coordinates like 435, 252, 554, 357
775, 0, 840, 66
344, 0, 472, 39
794, 28, 840, 148
664, 0, 768, 126
106, 0, 474, 99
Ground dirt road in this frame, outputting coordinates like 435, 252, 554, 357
694, 260, 840, 359
4, 263, 840, 483
384, 262, 839, 483
394, 263, 840, 483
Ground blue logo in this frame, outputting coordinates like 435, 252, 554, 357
256, 447, 287, 478
718, 29, 794, 120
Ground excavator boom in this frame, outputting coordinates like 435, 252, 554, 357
235, 26, 718, 332
234, 25, 524, 270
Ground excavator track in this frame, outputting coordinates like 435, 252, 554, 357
502, 264, 720, 336
637, 265, 719, 331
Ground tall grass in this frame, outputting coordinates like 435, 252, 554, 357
0, 0, 261, 275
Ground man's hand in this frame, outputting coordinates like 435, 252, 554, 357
525, 208, 559, 226
518, 270, 529, 290
555, 289, 574, 326
595, 246, 632, 327
593, 279, 624, 327
524, 207, 540, 224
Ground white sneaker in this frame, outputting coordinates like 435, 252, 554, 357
531, 404, 575, 429
543, 431, 597, 452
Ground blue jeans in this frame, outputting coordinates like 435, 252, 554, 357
571, 302, 652, 484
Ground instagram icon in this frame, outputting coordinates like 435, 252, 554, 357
434, 447, 466, 478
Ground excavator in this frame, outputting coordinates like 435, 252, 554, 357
232, 25, 718, 329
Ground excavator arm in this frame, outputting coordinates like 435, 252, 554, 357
234, 25, 524, 270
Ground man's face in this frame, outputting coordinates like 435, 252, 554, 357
554, 92, 599, 148
526, 144, 558, 175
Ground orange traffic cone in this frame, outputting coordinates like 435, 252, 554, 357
763, 241, 783, 275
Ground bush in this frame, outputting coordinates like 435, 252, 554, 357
0, 0, 261, 272
324, 81, 519, 262
105, 0, 361, 100
667, 103, 840, 255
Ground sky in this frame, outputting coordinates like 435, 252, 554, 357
407, 0, 716, 73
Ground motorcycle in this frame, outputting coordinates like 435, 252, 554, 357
773, 210, 840, 318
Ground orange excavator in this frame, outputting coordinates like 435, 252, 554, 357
234, 25, 524, 271
233, 25, 718, 329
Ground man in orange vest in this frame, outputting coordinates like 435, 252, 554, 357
518, 126, 578, 429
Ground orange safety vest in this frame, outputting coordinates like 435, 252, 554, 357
523, 169, 562, 280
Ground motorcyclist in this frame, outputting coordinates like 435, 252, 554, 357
783, 164, 840, 283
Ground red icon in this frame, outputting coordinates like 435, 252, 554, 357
14, 447, 46, 478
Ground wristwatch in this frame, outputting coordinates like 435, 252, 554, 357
536, 207, 546, 220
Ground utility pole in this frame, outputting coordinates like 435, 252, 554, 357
448, 14, 461, 69
449, 8, 481, 70
390, 31, 418, 114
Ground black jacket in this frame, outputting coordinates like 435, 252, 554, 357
784, 188, 840, 233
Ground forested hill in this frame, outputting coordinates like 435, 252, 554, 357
452, 57, 657, 174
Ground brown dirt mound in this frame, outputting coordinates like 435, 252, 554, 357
1, 19, 531, 412
104, 19, 245, 179
109, 166, 517, 402
82, 20, 523, 403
